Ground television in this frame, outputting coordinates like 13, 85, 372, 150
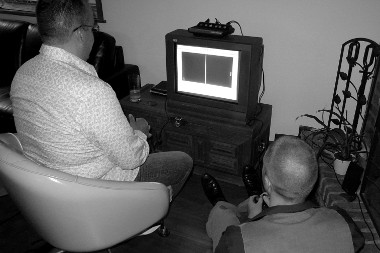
165, 29, 264, 125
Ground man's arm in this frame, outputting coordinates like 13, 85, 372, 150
127, 114, 151, 138
76, 82, 149, 170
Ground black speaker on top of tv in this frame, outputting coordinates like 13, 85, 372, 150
342, 162, 364, 197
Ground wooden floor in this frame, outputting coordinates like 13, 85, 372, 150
2, 169, 380, 252
0, 173, 248, 253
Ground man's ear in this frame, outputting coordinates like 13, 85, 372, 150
263, 175, 272, 193
77, 29, 86, 44
72, 28, 85, 45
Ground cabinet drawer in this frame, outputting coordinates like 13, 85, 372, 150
208, 153, 238, 175
209, 140, 237, 158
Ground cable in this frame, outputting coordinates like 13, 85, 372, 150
227, 20, 244, 36
247, 103, 263, 127
357, 195, 380, 251
164, 93, 170, 120
258, 46, 265, 103
259, 68, 265, 103
225, 20, 266, 112
254, 103, 263, 117
246, 102, 264, 169
153, 95, 170, 152
249, 117, 264, 133
247, 116, 264, 166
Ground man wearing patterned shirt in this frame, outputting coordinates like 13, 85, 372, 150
10, 0, 192, 199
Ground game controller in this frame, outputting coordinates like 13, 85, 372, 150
188, 18, 234, 37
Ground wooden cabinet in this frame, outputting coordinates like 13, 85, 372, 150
120, 85, 272, 176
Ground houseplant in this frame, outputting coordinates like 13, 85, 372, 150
297, 108, 367, 175
297, 38, 379, 175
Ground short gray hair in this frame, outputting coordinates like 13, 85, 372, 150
36, 0, 90, 44
263, 136, 318, 202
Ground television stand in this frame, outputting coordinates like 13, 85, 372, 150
120, 84, 272, 180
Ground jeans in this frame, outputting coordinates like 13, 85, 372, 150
135, 151, 193, 199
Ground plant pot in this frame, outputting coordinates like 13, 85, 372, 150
333, 153, 352, 176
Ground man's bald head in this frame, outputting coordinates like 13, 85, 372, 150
262, 136, 318, 203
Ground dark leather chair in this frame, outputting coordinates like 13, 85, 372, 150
0, 19, 139, 133
90, 30, 140, 100
0, 20, 27, 133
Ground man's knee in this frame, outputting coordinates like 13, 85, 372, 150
167, 151, 193, 171
177, 151, 193, 169
175, 151, 193, 181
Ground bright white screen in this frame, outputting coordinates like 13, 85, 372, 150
177, 45, 239, 101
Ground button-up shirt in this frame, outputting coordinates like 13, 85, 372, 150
10, 44, 149, 181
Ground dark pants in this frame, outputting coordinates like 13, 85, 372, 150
135, 151, 193, 199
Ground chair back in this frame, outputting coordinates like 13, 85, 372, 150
0, 133, 169, 252
0, 19, 29, 88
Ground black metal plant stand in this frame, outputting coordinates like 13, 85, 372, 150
326, 38, 380, 152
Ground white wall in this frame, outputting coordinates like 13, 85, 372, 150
2, 0, 380, 140
101, 0, 380, 140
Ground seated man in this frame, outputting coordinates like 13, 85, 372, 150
202, 136, 364, 253
10, 0, 192, 199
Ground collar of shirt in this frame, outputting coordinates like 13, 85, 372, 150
39, 44, 98, 77
249, 201, 319, 222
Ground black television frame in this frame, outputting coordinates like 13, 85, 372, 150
165, 29, 263, 125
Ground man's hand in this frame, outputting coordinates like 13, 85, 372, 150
128, 114, 152, 138
247, 193, 269, 219
237, 197, 250, 213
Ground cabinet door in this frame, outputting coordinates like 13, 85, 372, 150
208, 140, 239, 175
163, 130, 193, 157
193, 137, 208, 165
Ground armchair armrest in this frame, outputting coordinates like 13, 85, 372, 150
105, 64, 140, 100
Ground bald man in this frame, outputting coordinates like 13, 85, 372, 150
202, 136, 364, 253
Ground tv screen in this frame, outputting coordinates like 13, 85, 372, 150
165, 29, 263, 124
177, 45, 239, 102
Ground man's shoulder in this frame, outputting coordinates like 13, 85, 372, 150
310, 206, 341, 216
239, 206, 350, 236
310, 206, 352, 222
237, 206, 356, 253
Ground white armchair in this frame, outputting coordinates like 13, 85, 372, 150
0, 133, 170, 252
